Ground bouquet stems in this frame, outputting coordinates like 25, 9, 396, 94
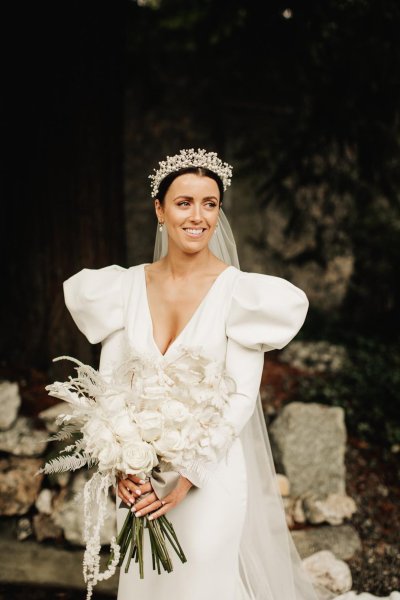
107, 506, 187, 577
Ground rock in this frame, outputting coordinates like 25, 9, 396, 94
279, 341, 348, 373
277, 473, 290, 496
302, 549, 352, 596
283, 495, 306, 527
38, 402, 73, 433
51, 470, 72, 488
16, 517, 33, 541
302, 492, 357, 525
32, 513, 63, 542
0, 380, 21, 430
52, 471, 116, 546
0, 535, 117, 593
0, 416, 48, 456
291, 524, 362, 561
269, 402, 346, 497
35, 488, 54, 515
0, 456, 44, 515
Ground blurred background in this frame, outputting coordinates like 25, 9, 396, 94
1, 1, 399, 598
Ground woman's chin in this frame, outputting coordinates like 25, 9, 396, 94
173, 233, 211, 251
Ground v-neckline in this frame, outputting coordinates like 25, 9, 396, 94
142, 263, 233, 358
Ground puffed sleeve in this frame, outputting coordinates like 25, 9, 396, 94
179, 272, 309, 489
225, 272, 309, 352
63, 264, 127, 344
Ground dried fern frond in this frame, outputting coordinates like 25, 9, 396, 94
46, 424, 79, 442
37, 452, 88, 475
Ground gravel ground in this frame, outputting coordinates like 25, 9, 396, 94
344, 436, 400, 595
0, 585, 112, 600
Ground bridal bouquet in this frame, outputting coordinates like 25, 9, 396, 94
38, 343, 237, 600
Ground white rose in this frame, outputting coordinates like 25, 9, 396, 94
82, 419, 114, 445
180, 422, 201, 446
189, 384, 215, 405
97, 441, 122, 472
134, 410, 163, 442
153, 430, 186, 463
111, 412, 141, 442
119, 440, 158, 476
97, 391, 126, 414
161, 400, 189, 426
174, 368, 203, 387
140, 384, 166, 402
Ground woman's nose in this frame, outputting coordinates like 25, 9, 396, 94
189, 204, 203, 221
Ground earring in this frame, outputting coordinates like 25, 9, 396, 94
214, 223, 219, 234
158, 221, 164, 232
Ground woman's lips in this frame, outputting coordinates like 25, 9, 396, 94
182, 228, 206, 238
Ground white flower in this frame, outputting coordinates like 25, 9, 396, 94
111, 412, 141, 442
153, 430, 186, 462
119, 440, 158, 475
97, 391, 126, 414
134, 410, 164, 442
97, 441, 122, 472
180, 422, 202, 445
189, 384, 216, 405
82, 419, 114, 445
210, 422, 237, 451
160, 400, 190, 426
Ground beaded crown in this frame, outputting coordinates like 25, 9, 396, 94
148, 148, 233, 197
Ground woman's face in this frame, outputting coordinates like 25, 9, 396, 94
155, 173, 221, 254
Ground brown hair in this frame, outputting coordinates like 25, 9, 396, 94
154, 166, 224, 204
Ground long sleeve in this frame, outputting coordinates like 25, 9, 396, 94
179, 271, 309, 488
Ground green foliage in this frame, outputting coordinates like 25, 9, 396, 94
297, 336, 400, 447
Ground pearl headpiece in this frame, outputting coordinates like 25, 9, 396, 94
148, 148, 233, 197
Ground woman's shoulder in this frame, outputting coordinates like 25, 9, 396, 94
226, 268, 309, 352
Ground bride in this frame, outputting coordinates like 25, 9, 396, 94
63, 148, 320, 599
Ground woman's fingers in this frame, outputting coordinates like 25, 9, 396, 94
117, 480, 134, 506
126, 474, 146, 485
131, 492, 164, 516
147, 502, 169, 521
118, 478, 144, 506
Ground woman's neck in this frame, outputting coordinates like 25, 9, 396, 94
156, 246, 217, 278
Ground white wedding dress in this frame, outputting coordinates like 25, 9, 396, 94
63, 262, 313, 600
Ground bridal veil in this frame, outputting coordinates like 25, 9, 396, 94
152, 208, 319, 600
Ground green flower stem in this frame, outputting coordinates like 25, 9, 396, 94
159, 515, 187, 562
107, 505, 186, 577
117, 508, 131, 544
159, 517, 186, 562
149, 519, 173, 572
124, 516, 137, 573
137, 516, 144, 579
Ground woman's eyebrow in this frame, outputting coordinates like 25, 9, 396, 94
173, 195, 218, 201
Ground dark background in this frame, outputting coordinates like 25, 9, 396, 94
1, 0, 400, 448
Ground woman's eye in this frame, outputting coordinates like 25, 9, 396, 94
177, 201, 217, 207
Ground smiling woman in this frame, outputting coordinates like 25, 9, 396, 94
62, 149, 318, 600
154, 168, 223, 250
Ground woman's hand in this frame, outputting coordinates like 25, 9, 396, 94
118, 474, 193, 521
117, 473, 146, 507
